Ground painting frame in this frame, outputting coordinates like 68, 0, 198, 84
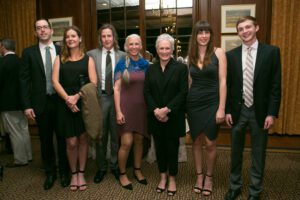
221, 35, 242, 52
221, 4, 256, 33
49, 17, 73, 41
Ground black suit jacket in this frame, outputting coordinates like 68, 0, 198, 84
0, 54, 22, 111
144, 58, 188, 138
225, 43, 281, 127
20, 44, 61, 114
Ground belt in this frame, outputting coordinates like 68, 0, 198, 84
46, 93, 56, 97
101, 90, 114, 95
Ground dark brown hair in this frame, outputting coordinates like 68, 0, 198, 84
61, 26, 85, 63
188, 21, 214, 67
34, 18, 52, 29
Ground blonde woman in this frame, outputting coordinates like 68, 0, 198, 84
114, 34, 149, 190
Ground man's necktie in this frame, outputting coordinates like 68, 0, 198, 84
45, 46, 54, 94
105, 50, 113, 95
244, 47, 254, 107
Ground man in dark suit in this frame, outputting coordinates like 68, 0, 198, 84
20, 19, 69, 190
87, 24, 125, 183
224, 16, 281, 200
0, 38, 32, 167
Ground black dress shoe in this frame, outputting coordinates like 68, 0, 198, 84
0, 165, 3, 181
248, 195, 260, 200
6, 162, 28, 168
111, 169, 120, 180
60, 173, 70, 187
43, 175, 57, 190
94, 170, 106, 183
224, 188, 241, 200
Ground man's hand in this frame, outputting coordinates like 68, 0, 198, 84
24, 108, 36, 121
225, 114, 233, 128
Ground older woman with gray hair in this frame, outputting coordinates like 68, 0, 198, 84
114, 34, 149, 190
144, 33, 188, 196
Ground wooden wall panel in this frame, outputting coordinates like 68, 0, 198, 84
0, 0, 36, 55
194, 0, 272, 47
36, 0, 97, 50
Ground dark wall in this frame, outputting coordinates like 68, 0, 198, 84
36, 0, 98, 50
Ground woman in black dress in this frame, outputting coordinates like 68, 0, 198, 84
186, 21, 227, 196
52, 26, 97, 191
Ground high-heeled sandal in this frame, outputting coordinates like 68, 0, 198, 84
167, 179, 177, 196
202, 174, 213, 196
78, 170, 87, 191
119, 171, 133, 190
167, 190, 177, 196
193, 172, 203, 194
134, 167, 148, 185
69, 171, 78, 191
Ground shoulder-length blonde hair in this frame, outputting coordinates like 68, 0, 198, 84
188, 21, 214, 67
61, 26, 85, 63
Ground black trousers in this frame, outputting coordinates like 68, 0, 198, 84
230, 105, 268, 197
35, 95, 68, 176
153, 129, 179, 176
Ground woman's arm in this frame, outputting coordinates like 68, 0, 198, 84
114, 79, 125, 124
215, 47, 227, 124
52, 56, 69, 101
52, 56, 79, 112
88, 56, 97, 85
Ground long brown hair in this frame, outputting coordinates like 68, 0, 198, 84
98, 24, 120, 50
188, 21, 214, 67
61, 26, 85, 63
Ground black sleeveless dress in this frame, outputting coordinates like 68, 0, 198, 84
186, 53, 219, 141
56, 55, 89, 138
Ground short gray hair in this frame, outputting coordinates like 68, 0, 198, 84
155, 33, 175, 51
124, 34, 142, 52
0, 38, 15, 52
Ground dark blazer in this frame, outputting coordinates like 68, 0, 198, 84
20, 44, 61, 114
0, 54, 22, 111
144, 58, 188, 138
225, 43, 281, 127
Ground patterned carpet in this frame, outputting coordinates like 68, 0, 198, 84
0, 138, 299, 200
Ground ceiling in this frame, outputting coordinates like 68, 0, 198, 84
96, 0, 192, 10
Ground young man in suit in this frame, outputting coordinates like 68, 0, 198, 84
224, 16, 281, 200
20, 19, 69, 190
87, 24, 125, 183
0, 38, 32, 167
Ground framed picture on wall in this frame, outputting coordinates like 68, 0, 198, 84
221, 4, 256, 33
49, 17, 73, 41
221, 35, 242, 52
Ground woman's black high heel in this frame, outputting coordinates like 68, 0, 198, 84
193, 172, 203, 194
119, 171, 133, 190
134, 167, 148, 185
69, 171, 78, 191
78, 170, 87, 191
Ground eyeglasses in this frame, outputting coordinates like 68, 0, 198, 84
36, 25, 50, 31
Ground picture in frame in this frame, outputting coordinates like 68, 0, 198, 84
49, 17, 73, 41
221, 4, 256, 33
221, 35, 242, 52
